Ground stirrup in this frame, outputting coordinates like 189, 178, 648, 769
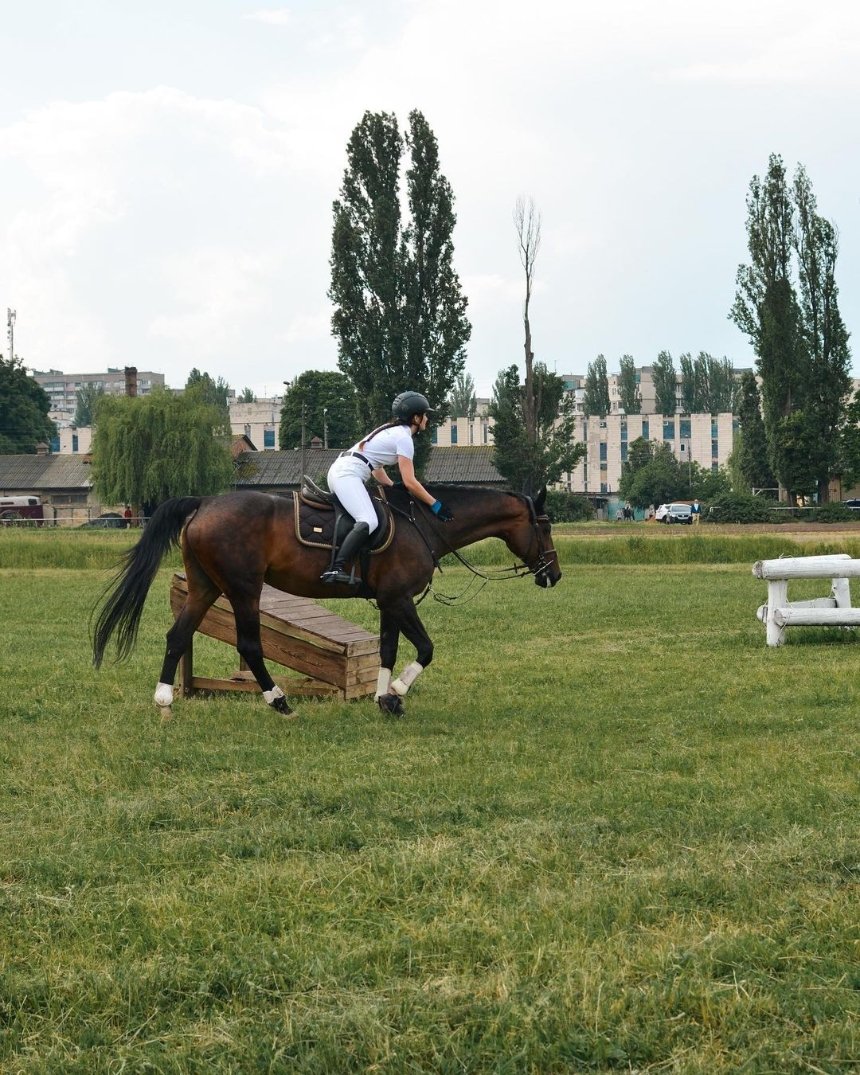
321, 568, 358, 586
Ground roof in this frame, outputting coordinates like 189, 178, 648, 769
0, 454, 94, 492
0, 444, 506, 496
233, 446, 505, 488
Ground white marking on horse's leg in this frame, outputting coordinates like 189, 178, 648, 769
154, 682, 174, 708
375, 668, 392, 700
390, 661, 423, 697
263, 685, 285, 706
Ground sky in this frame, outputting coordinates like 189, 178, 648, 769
1, 0, 859, 401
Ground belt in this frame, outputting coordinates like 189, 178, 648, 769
340, 451, 373, 469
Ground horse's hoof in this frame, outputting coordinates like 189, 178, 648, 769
270, 695, 294, 716
377, 692, 405, 717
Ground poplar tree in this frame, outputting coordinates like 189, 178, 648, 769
449, 371, 477, 418
652, 351, 677, 415
731, 154, 851, 500
329, 110, 470, 448
793, 165, 851, 500
583, 354, 611, 418
618, 354, 641, 414
735, 370, 775, 491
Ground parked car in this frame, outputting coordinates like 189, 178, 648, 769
843, 500, 860, 511
79, 512, 125, 529
663, 502, 693, 525
654, 504, 670, 521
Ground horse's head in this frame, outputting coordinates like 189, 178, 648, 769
511, 487, 561, 588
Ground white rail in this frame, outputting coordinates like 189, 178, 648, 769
753, 554, 858, 646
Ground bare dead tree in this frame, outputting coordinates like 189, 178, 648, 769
514, 196, 542, 447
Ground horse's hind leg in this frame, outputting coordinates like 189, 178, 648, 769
154, 562, 220, 709
230, 595, 294, 716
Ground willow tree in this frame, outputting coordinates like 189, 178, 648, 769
329, 110, 470, 459
92, 390, 233, 516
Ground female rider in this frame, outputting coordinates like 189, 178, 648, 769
321, 391, 453, 585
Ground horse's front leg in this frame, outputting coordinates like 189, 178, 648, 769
231, 597, 294, 717
376, 598, 433, 716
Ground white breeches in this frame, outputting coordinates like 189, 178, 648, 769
327, 456, 379, 535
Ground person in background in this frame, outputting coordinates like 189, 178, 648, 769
691, 498, 701, 525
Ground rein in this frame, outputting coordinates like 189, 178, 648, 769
389, 494, 556, 605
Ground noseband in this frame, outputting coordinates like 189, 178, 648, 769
524, 496, 558, 582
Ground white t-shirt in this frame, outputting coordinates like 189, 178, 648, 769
350, 424, 414, 468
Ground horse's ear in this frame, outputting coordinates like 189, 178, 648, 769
534, 486, 547, 512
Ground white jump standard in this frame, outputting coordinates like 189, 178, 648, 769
753, 553, 860, 646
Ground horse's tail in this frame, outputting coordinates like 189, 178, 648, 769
91, 496, 202, 667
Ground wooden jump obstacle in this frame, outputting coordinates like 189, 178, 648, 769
753, 553, 860, 646
170, 572, 380, 699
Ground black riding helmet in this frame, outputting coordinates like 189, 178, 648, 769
392, 391, 435, 422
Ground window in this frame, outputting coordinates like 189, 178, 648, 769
50, 436, 60, 453
712, 439, 719, 459
620, 421, 627, 442
450, 424, 458, 445
680, 418, 691, 439
263, 429, 275, 448
663, 419, 675, 440
642, 420, 649, 439
72, 434, 79, 452
431, 426, 438, 444
599, 442, 607, 462
711, 419, 719, 438
621, 443, 628, 462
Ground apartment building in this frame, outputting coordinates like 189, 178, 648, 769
33, 367, 165, 421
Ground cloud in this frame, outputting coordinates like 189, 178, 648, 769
149, 248, 276, 353
243, 9, 292, 26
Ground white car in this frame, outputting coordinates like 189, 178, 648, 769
654, 504, 670, 521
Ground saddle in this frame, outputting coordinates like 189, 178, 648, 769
294, 476, 395, 556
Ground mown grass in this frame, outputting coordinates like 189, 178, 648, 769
1, 538, 858, 1072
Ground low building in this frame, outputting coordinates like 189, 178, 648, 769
228, 398, 282, 451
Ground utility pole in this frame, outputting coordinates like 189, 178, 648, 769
300, 401, 306, 480
323, 407, 328, 450
7, 308, 15, 360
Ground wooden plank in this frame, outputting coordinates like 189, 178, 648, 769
170, 572, 379, 700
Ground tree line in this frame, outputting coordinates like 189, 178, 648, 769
2, 130, 854, 513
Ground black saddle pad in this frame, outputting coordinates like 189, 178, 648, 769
293, 489, 393, 553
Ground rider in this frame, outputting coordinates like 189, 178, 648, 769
320, 391, 454, 585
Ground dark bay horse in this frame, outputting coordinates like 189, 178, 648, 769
92, 484, 560, 716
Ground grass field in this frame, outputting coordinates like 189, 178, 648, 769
1, 530, 858, 1072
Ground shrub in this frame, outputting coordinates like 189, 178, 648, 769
810, 502, 857, 523
704, 491, 778, 524
544, 490, 595, 522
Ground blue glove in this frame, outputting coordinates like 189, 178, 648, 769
431, 500, 453, 522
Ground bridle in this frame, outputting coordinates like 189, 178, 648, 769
389, 493, 558, 604
523, 496, 558, 584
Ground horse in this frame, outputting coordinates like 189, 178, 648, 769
91, 483, 561, 717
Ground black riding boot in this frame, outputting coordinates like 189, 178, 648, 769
321, 521, 370, 585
